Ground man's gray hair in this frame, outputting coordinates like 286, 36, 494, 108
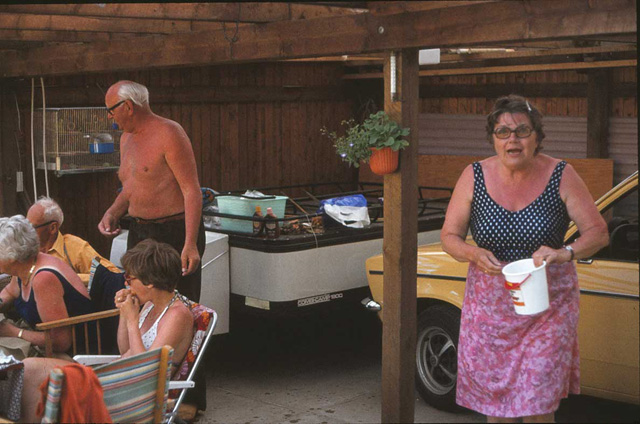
0, 215, 40, 263
34, 196, 64, 225
117, 81, 149, 106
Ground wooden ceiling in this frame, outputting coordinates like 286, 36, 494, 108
0, 1, 635, 78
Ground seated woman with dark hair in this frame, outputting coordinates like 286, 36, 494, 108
116, 239, 194, 361
20, 239, 195, 423
0, 215, 93, 354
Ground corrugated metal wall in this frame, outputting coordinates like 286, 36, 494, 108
609, 117, 638, 184
419, 112, 638, 218
419, 113, 636, 184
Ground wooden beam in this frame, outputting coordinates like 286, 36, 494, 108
343, 59, 638, 79
440, 44, 637, 62
414, 82, 636, 98
312, 45, 636, 66
381, 49, 419, 423
0, 3, 365, 23
0, 12, 229, 34
0, 0, 635, 78
0, 3, 285, 23
586, 69, 611, 158
0, 29, 148, 44
12, 85, 349, 106
369, 1, 498, 15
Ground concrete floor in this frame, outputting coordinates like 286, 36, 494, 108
195, 306, 639, 424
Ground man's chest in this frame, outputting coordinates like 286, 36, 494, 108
119, 137, 168, 180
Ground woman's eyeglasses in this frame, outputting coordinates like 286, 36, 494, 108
124, 273, 138, 284
106, 100, 125, 117
493, 125, 533, 139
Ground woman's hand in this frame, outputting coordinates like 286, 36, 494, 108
116, 290, 140, 323
532, 245, 572, 267
114, 288, 137, 306
0, 320, 16, 337
472, 247, 503, 275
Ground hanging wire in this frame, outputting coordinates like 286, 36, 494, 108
30, 78, 37, 199
41, 77, 49, 197
13, 92, 22, 171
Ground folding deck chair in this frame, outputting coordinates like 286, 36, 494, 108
40, 345, 174, 423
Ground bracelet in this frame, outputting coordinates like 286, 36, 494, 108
564, 245, 575, 261
17, 329, 24, 339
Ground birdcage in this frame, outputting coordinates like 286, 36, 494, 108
33, 107, 122, 175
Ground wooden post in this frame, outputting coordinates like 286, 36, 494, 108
586, 69, 611, 158
381, 48, 419, 423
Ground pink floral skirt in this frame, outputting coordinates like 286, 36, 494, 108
456, 261, 580, 417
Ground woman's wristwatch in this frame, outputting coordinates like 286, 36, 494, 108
564, 245, 575, 262
17, 329, 24, 339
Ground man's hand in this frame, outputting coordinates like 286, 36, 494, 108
181, 244, 201, 276
98, 212, 121, 237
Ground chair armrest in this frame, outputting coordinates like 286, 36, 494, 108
37, 309, 120, 357
168, 381, 195, 390
73, 354, 121, 366
36, 309, 120, 331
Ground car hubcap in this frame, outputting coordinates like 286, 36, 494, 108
416, 326, 457, 396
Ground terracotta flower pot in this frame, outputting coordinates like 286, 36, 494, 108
369, 147, 399, 175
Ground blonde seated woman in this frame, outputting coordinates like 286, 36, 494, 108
20, 239, 195, 423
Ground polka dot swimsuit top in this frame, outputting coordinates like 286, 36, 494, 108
470, 161, 570, 263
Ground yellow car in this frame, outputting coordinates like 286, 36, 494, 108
364, 171, 638, 411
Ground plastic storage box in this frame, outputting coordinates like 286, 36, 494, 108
216, 195, 288, 233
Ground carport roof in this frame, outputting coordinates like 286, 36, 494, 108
0, 1, 635, 78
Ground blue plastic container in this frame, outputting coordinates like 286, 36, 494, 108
89, 142, 115, 154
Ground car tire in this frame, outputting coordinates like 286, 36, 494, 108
415, 304, 461, 412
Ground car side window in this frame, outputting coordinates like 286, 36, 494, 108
592, 187, 638, 262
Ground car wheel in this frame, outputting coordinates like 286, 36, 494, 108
415, 304, 461, 412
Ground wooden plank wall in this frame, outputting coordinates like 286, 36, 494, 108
419, 68, 637, 117
6, 62, 357, 256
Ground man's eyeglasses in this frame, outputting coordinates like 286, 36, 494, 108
493, 125, 533, 140
33, 220, 56, 229
106, 100, 125, 116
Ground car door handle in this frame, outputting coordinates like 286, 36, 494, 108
577, 258, 594, 264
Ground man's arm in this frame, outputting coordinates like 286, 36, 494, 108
164, 122, 202, 275
64, 234, 122, 284
98, 188, 130, 237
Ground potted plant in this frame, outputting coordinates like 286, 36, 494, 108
321, 111, 410, 175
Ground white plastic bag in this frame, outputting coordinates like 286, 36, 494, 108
323, 204, 370, 228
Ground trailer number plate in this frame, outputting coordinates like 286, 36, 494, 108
297, 292, 343, 307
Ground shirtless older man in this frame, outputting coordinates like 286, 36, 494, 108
99, 80, 204, 302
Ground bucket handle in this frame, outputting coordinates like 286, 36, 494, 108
504, 273, 531, 290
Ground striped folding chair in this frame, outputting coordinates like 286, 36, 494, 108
41, 346, 174, 424
74, 303, 219, 424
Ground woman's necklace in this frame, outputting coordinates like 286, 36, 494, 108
22, 258, 37, 287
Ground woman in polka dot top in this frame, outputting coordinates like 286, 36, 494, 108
440, 95, 609, 422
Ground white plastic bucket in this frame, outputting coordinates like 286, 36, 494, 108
502, 259, 549, 315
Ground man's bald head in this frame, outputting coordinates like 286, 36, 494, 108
27, 197, 63, 251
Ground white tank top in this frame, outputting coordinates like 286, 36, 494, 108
138, 293, 178, 349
